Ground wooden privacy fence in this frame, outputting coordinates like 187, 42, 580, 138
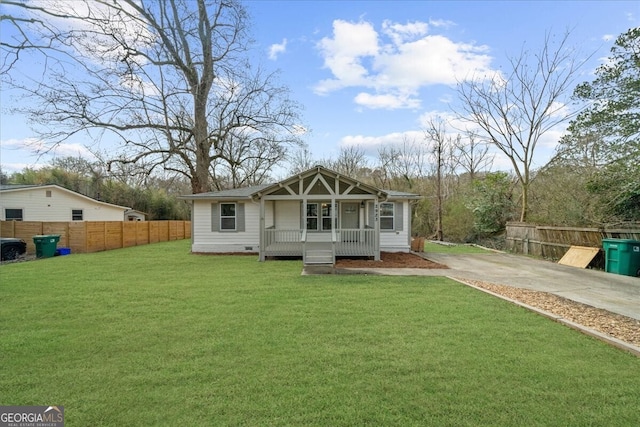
506, 222, 640, 260
1, 220, 191, 255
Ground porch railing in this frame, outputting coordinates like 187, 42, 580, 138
264, 228, 377, 258
335, 228, 375, 256
264, 228, 303, 256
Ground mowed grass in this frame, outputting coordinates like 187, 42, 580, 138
424, 241, 490, 254
1, 241, 639, 426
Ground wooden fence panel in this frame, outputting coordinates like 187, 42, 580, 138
43, 222, 70, 249
136, 222, 150, 246
149, 222, 160, 244
68, 222, 87, 253
122, 222, 138, 248
105, 222, 124, 251
86, 222, 107, 253
157, 222, 170, 242
1, 220, 190, 255
11, 222, 45, 253
506, 222, 640, 260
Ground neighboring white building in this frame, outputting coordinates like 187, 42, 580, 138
0, 184, 130, 222
125, 209, 147, 221
181, 166, 421, 265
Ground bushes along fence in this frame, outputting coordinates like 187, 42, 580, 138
1, 220, 191, 255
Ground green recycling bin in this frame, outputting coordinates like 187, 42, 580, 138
602, 238, 640, 277
33, 235, 61, 259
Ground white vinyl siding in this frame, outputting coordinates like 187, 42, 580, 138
0, 187, 126, 221
273, 201, 299, 229
379, 200, 410, 252
192, 200, 259, 253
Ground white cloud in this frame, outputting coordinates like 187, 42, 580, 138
381, 20, 428, 45
354, 92, 420, 110
314, 19, 494, 110
340, 130, 425, 154
269, 39, 288, 60
2, 137, 95, 159
315, 20, 380, 93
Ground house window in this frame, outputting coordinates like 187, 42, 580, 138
5, 208, 23, 221
46, 190, 52, 197
306, 203, 318, 230
72, 209, 83, 221
306, 202, 335, 231
380, 202, 394, 230
220, 203, 236, 230
321, 202, 334, 230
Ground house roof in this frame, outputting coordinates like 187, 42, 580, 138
180, 166, 421, 200
0, 184, 131, 210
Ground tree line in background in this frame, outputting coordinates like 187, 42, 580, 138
1, 1, 637, 244
290, 28, 639, 245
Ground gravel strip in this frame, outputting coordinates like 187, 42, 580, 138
458, 279, 640, 347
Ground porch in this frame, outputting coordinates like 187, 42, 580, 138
263, 227, 378, 264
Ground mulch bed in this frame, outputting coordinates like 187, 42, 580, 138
335, 251, 448, 269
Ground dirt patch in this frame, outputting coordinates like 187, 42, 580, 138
335, 251, 448, 269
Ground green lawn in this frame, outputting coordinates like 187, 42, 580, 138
423, 241, 490, 254
1, 240, 639, 426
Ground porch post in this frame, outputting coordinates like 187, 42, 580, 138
374, 199, 381, 261
259, 197, 265, 261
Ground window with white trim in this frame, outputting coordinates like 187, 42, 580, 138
306, 203, 318, 230
220, 203, 236, 230
380, 202, 394, 230
321, 202, 334, 230
306, 202, 336, 231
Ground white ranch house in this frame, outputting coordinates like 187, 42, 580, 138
182, 166, 421, 265
0, 184, 130, 222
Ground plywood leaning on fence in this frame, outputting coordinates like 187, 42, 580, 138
558, 246, 601, 268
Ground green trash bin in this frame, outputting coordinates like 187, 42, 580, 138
33, 235, 61, 259
602, 238, 640, 277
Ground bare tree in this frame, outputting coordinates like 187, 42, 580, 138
1, 0, 303, 193
288, 146, 315, 174
375, 136, 429, 190
423, 117, 457, 241
454, 31, 586, 221
453, 131, 494, 181
332, 145, 369, 178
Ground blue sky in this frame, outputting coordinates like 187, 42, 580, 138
1, 0, 638, 176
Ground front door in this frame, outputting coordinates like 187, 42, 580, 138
341, 203, 359, 229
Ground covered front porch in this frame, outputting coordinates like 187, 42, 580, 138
255, 168, 384, 264
263, 226, 378, 263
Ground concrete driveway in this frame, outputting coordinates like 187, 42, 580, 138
417, 251, 640, 321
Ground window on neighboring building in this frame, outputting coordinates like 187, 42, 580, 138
380, 202, 394, 230
5, 208, 23, 221
220, 203, 236, 230
72, 209, 83, 221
